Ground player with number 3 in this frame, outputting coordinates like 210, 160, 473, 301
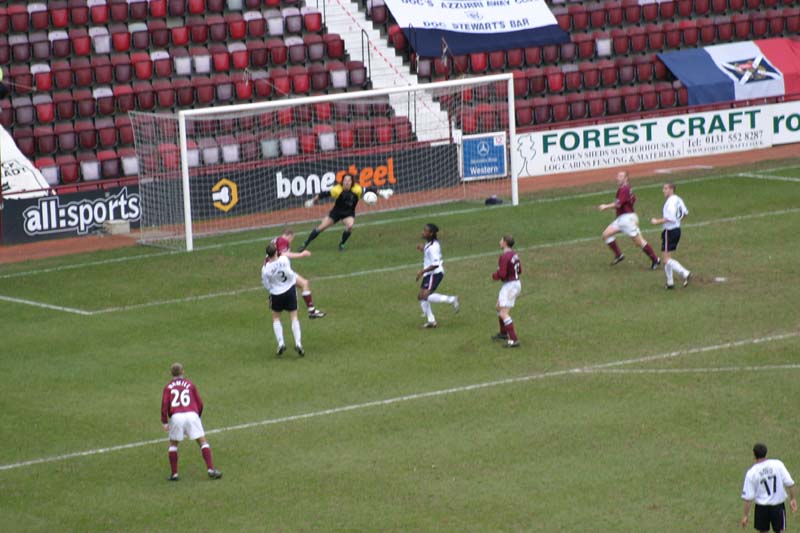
262, 241, 306, 356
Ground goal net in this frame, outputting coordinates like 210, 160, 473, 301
130, 73, 517, 251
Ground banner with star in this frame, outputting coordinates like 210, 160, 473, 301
658, 38, 800, 105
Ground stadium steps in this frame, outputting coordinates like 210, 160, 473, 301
321, 0, 451, 143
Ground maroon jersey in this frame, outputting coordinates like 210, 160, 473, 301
274, 237, 290, 253
161, 377, 204, 424
615, 184, 636, 216
493, 250, 522, 282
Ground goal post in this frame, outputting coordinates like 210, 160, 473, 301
131, 73, 518, 251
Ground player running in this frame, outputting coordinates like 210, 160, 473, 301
262, 242, 305, 356
492, 235, 522, 348
598, 171, 661, 269
273, 229, 326, 318
416, 223, 459, 329
161, 362, 222, 481
650, 182, 692, 289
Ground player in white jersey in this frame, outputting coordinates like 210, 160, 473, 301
415, 223, 459, 328
261, 242, 305, 356
741, 443, 797, 532
650, 183, 691, 289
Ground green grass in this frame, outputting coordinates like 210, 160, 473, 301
1, 160, 799, 531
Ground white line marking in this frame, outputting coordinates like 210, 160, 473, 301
5, 205, 799, 316
0, 294, 92, 315
585, 364, 800, 375
0, 331, 796, 473
655, 165, 714, 174
737, 172, 800, 183
0, 170, 773, 281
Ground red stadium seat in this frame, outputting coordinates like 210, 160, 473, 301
513, 71, 529, 98
580, 62, 600, 89
72, 29, 93, 56
35, 125, 56, 154
335, 123, 354, 149
621, 86, 640, 113
290, 66, 310, 94
94, 86, 115, 116
766, 9, 785, 35
640, 84, 658, 110
654, 56, 669, 80
588, 3, 606, 29
634, 55, 654, 83
195, 76, 215, 105
75, 119, 97, 150
750, 12, 768, 38
507, 48, 524, 69
642, 1, 660, 22
786, 8, 800, 34
698, 18, 716, 44
660, 1, 676, 20
245, 12, 266, 38
54, 91, 74, 120
96, 117, 117, 148
603, 88, 623, 115
527, 67, 546, 95
114, 85, 135, 113
532, 97, 551, 124
657, 82, 677, 108
567, 93, 587, 121
132, 53, 152, 80
515, 100, 533, 126
545, 66, 564, 93
153, 79, 175, 109
57, 154, 79, 183
570, 5, 589, 31
681, 20, 699, 47
248, 41, 268, 67
55, 122, 77, 152
586, 91, 605, 118
33, 94, 54, 123
629, 26, 647, 54
110, 0, 128, 22
663, 22, 682, 49
9, 4, 28, 32
622, 0, 641, 24
551, 96, 569, 123
173, 78, 195, 107
324, 33, 345, 59
134, 81, 155, 111
715, 15, 734, 42
564, 66, 582, 92
112, 55, 132, 84
32, 64, 52, 92
618, 57, 636, 85
553, 7, 569, 31
605, 1, 623, 26
598, 59, 617, 87
171, 25, 189, 47
50, 2, 70, 28
711, 0, 728, 13
470, 52, 488, 74
732, 14, 751, 39
73, 88, 94, 117
675, 80, 688, 107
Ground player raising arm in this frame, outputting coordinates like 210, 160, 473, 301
273, 229, 326, 318
650, 183, 692, 289
492, 235, 522, 348
299, 174, 391, 252
161, 362, 222, 481
416, 223, 459, 329
598, 171, 661, 269
262, 242, 305, 356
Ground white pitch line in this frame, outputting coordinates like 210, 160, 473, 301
7, 206, 800, 316
0, 330, 796, 473
584, 364, 800, 375
0, 294, 92, 315
0, 170, 775, 281
737, 172, 800, 183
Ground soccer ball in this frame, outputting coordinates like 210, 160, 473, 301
362, 191, 378, 205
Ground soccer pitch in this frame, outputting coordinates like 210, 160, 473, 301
1, 160, 799, 531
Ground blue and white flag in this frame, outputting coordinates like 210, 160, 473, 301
384, 0, 569, 57
658, 39, 800, 105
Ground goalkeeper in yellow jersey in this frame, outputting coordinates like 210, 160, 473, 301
299, 174, 390, 251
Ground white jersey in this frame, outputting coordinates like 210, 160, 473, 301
742, 459, 795, 506
261, 255, 297, 295
423, 240, 444, 275
661, 194, 688, 230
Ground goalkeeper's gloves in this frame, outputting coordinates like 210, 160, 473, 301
377, 188, 394, 200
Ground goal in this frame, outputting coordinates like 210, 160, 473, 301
130, 73, 518, 251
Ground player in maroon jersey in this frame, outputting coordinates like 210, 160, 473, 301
492, 235, 522, 348
160, 363, 222, 481
273, 229, 326, 319
597, 171, 661, 269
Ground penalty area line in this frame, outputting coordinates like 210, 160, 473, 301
0, 330, 797, 473
583, 364, 800, 375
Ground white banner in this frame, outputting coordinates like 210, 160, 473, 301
1, 126, 50, 199
513, 102, 800, 178
384, 0, 558, 34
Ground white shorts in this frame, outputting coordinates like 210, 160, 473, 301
168, 412, 205, 441
611, 213, 640, 237
497, 280, 521, 308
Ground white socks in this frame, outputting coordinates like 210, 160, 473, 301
427, 294, 455, 304
291, 319, 302, 347
273, 320, 284, 346
420, 300, 435, 322
665, 259, 689, 285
